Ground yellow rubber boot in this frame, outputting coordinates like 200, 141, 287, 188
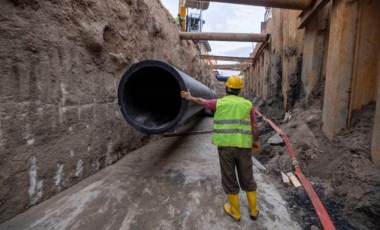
223, 194, 241, 222
246, 191, 259, 220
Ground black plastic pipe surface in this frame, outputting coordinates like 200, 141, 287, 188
118, 60, 216, 134
216, 74, 229, 82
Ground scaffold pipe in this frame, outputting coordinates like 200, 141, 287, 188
201, 0, 312, 10
200, 55, 254, 62
179, 32, 269, 42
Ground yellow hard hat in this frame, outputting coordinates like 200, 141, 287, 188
226, 76, 243, 89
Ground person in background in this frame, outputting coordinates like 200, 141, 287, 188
180, 76, 260, 222
175, 14, 182, 28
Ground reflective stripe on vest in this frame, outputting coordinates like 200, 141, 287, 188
213, 128, 252, 135
213, 120, 251, 126
212, 95, 253, 148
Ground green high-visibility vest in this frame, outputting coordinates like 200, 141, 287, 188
212, 95, 253, 148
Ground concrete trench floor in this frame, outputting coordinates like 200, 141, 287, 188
0, 117, 301, 230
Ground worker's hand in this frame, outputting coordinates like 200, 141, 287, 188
180, 91, 191, 100
252, 142, 260, 154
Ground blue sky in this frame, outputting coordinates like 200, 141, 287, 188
160, 0, 265, 76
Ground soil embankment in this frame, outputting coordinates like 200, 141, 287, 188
256, 95, 380, 229
0, 0, 214, 223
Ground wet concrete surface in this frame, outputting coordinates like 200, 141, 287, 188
0, 118, 301, 230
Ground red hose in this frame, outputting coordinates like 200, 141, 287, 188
255, 109, 336, 230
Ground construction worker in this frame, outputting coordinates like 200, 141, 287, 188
180, 76, 260, 222
175, 14, 182, 28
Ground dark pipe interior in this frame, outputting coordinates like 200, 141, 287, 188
123, 66, 182, 129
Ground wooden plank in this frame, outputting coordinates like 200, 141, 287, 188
287, 172, 302, 188
281, 171, 291, 186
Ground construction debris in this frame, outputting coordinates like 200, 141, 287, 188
286, 172, 302, 188
281, 171, 291, 186
283, 111, 292, 123
267, 133, 284, 146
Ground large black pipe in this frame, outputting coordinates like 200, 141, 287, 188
215, 74, 229, 82
118, 60, 216, 134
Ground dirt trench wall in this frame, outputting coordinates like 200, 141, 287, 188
322, 0, 380, 141
0, 0, 214, 223
243, 1, 380, 162
301, 4, 330, 106
268, 9, 284, 99
242, 9, 304, 110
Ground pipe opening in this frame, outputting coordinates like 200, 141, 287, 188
119, 60, 215, 134
122, 66, 182, 131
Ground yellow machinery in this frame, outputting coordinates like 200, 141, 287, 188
179, 0, 209, 32
179, 5, 186, 31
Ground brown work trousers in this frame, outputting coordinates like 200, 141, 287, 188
218, 147, 257, 194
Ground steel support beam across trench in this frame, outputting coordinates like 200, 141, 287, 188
200, 55, 254, 62
179, 32, 269, 42
199, 0, 312, 10
211, 64, 248, 70
117, 60, 216, 134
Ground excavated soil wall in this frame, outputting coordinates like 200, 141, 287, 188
0, 0, 214, 222
242, 8, 305, 110
244, 2, 380, 229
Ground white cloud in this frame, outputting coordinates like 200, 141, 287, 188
160, 1, 265, 76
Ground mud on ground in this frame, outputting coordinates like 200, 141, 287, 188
255, 96, 380, 230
